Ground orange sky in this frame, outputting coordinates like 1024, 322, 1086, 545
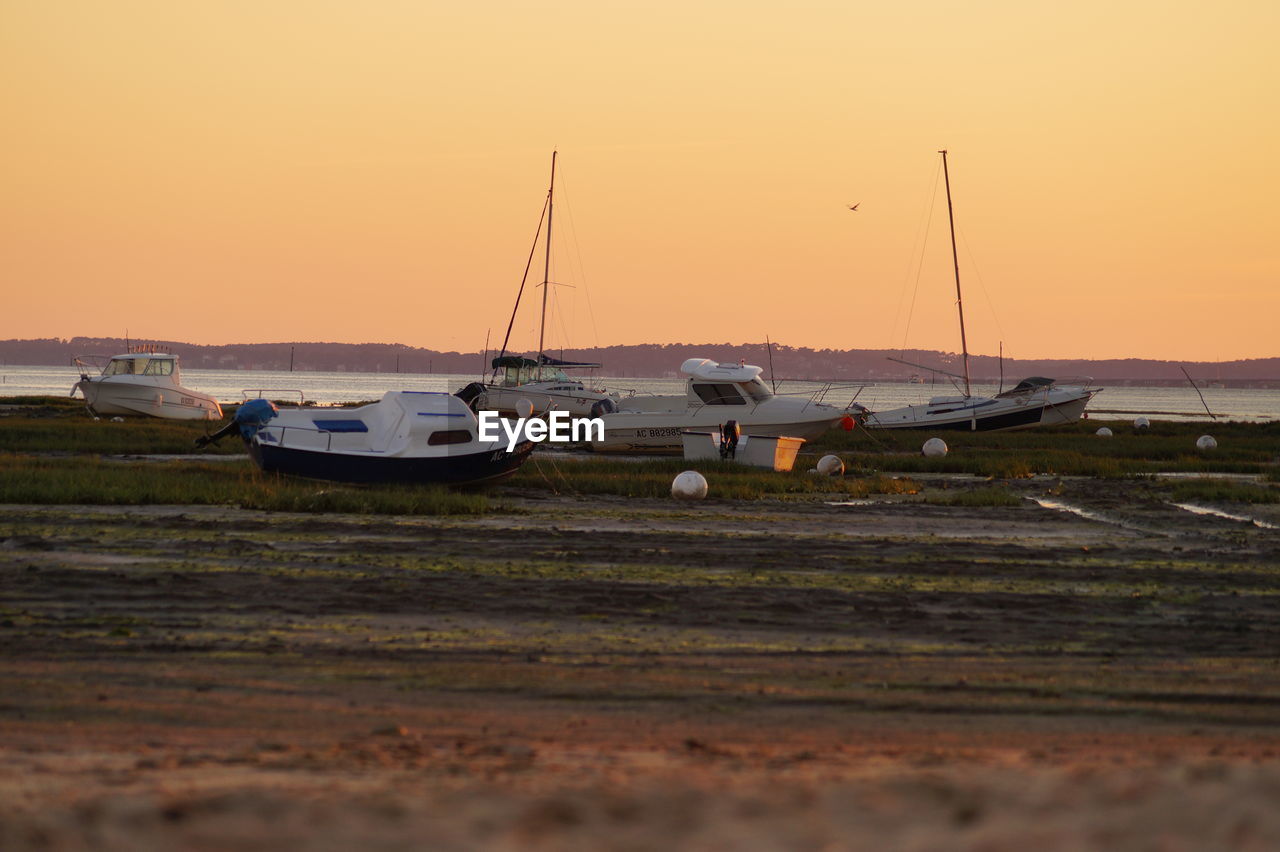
2, 0, 1277, 362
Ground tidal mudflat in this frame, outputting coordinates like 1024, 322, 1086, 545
3, 467, 1280, 849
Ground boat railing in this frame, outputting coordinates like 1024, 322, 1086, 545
769, 381, 872, 411
1053, 375, 1097, 389
613, 381, 871, 413
241, 389, 306, 405
71, 355, 111, 377
258, 421, 363, 453
1004, 376, 1097, 397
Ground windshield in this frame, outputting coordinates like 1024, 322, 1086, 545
499, 365, 571, 386
142, 359, 174, 376
692, 383, 746, 406
742, 377, 772, 402
103, 358, 145, 376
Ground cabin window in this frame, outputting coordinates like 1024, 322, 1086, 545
743, 377, 771, 402
693, 383, 746, 406
428, 429, 473, 446
142, 359, 174, 376
104, 359, 142, 376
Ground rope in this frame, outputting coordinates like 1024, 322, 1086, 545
530, 452, 578, 497
497, 196, 551, 362
557, 171, 605, 356
851, 420, 894, 452
957, 224, 1007, 349
892, 159, 944, 354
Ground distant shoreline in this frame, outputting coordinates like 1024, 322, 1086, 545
2, 337, 1278, 386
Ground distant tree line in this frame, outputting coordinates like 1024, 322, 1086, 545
2, 337, 1278, 385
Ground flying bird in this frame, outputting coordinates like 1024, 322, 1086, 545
847, 203, 860, 211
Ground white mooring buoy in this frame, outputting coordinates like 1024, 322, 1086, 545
816, 454, 845, 476
1196, 435, 1217, 452
1095, 427, 1113, 438
671, 470, 709, 500
922, 437, 948, 458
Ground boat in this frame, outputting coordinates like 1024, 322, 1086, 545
864, 150, 1100, 432
863, 375, 1099, 431
196, 391, 534, 485
590, 358, 853, 453
456, 151, 617, 418
71, 348, 223, 421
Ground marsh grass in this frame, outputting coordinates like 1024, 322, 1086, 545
1169, 479, 1280, 505
0, 455, 493, 515
0, 403, 243, 455
0, 397, 385, 455
808, 420, 1279, 477
515, 456, 919, 499
0, 395, 84, 409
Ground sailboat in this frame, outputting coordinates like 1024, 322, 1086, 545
456, 152, 618, 418
864, 150, 1100, 432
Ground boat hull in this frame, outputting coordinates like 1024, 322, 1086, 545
592, 413, 842, 454
864, 389, 1097, 432
248, 439, 535, 485
74, 378, 223, 421
479, 385, 611, 418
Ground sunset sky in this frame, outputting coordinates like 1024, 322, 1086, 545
2, 0, 1276, 362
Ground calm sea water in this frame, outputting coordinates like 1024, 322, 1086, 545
3, 364, 1277, 423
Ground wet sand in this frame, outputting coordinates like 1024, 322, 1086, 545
3, 475, 1279, 849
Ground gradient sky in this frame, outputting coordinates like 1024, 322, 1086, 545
2, 0, 1277, 362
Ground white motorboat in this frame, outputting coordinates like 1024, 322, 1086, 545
865, 150, 1100, 432
590, 358, 852, 453
71, 350, 222, 421
457, 151, 616, 418
197, 391, 534, 485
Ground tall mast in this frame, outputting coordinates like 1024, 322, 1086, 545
939, 149, 971, 397
536, 150, 557, 370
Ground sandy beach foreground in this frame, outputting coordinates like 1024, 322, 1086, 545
2, 478, 1279, 849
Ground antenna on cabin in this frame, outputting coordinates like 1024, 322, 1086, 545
765, 335, 777, 393
998, 341, 1004, 394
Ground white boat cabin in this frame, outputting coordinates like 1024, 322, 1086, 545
682, 359, 774, 407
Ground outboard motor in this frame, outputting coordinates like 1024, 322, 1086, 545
455, 382, 486, 413
195, 399, 278, 448
719, 420, 741, 461
589, 398, 617, 417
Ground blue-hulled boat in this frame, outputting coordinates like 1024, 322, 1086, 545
198, 391, 533, 485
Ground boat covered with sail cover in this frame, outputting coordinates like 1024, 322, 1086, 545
197, 391, 534, 485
